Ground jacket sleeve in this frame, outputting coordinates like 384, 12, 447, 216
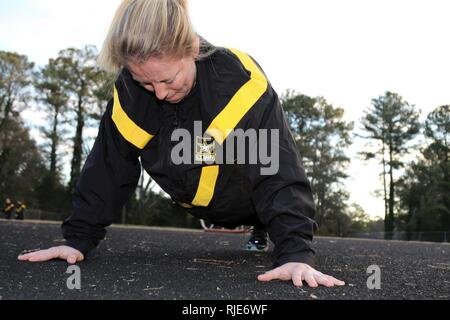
245, 86, 318, 268
61, 99, 141, 256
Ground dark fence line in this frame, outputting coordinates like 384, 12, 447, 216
6, 209, 450, 244
20, 208, 67, 222
349, 231, 450, 243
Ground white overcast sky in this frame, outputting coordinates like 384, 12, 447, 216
1, 0, 450, 219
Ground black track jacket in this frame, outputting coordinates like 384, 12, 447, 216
62, 46, 318, 267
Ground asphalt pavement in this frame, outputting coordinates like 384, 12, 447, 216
0, 219, 449, 300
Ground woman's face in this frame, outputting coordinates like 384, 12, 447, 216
128, 53, 197, 104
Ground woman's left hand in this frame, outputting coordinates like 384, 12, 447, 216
258, 262, 345, 288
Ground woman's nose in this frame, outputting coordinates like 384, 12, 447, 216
154, 83, 169, 100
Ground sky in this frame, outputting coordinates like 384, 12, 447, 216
1, 0, 450, 219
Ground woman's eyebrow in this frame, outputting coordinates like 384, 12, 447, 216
159, 70, 180, 83
137, 70, 180, 84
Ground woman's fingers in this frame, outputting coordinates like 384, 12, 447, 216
257, 262, 346, 288
328, 276, 346, 286
19, 247, 60, 262
17, 253, 33, 261
67, 254, 82, 264
18, 246, 84, 264
314, 273, 335, 288
18, 251, 45, 261
304, 273, 319, 288
292, 270, 304, 287
257, 269, 278, 282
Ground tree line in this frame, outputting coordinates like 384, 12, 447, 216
0, 46, 448, 240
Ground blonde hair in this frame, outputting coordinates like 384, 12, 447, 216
98, 0, 201, 73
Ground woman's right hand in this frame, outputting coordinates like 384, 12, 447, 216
18, 246, 84, 264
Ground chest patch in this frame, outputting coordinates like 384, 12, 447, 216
195, 136, 216, 162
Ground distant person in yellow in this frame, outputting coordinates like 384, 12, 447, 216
15, 200, 26, 220
3, 198, 15, 220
